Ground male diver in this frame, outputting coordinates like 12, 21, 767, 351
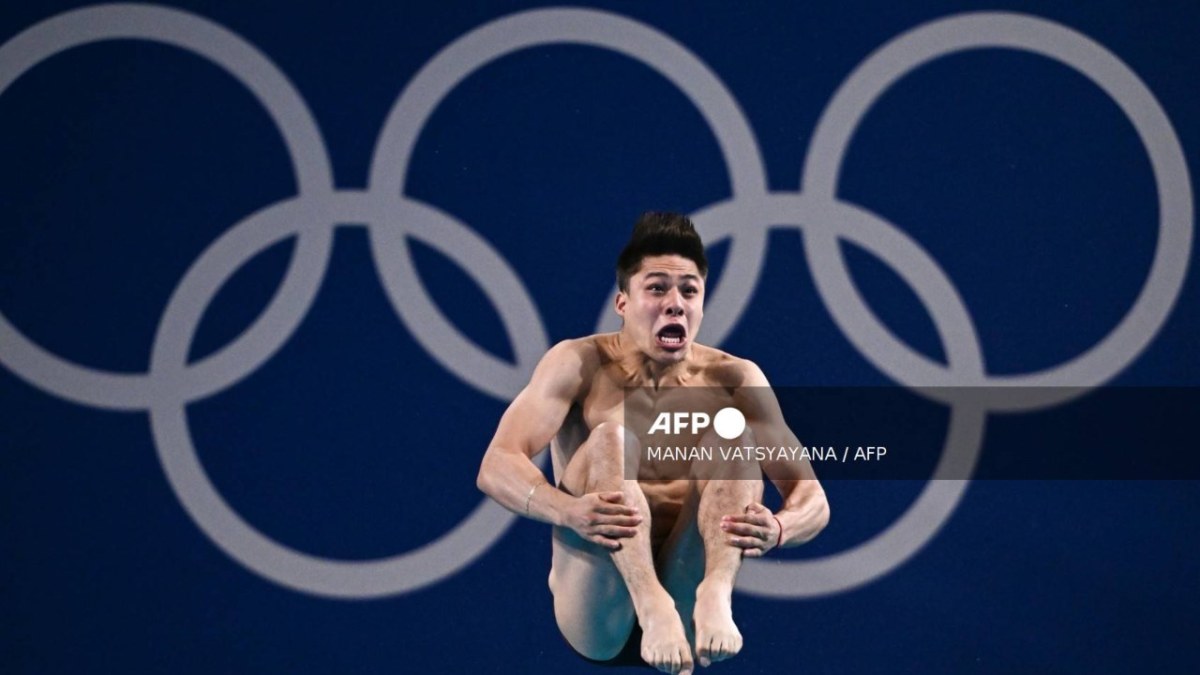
477, 212, 829, 673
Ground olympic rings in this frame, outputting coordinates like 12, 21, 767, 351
0, 5, 1191, 599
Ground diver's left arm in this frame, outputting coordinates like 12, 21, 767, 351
724, 361, 829, 557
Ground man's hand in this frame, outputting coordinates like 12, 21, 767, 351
562, 491, 642, 550
721, 502, 780, 558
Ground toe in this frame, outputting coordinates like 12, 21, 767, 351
679, 648, 694, 674
696, 637, 712, 667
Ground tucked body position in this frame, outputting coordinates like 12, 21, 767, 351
477, 212, 829, 674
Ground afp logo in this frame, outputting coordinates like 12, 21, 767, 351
648, 407, 747, 440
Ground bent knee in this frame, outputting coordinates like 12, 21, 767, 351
561, 422, 636, 493
582, 421, 639, 467
588, 421, 634, 450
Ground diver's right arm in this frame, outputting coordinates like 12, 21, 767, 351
476, 340, 638, 548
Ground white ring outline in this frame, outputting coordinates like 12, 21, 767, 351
0, 3, 335, 410
801, 12, 1193, 410
370, 8, 772, 351
149, 194, 544, 598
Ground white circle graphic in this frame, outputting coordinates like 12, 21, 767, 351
0, 6, 1190, 600
713, 407, 747, 440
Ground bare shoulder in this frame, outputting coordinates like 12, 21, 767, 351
691, 343, 770, 389
529, 335, 608, 398
539, 335, 602, 377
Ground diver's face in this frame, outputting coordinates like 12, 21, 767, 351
616, 255, 705, 364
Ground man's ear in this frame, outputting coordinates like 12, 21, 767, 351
614, 291, 627, 318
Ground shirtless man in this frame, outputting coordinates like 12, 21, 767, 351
476, 212, 829, 674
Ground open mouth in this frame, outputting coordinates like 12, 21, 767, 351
655, 324, 687, 350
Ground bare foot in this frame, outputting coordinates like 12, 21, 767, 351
639, 595, 694, 675
693, 579, 743, 667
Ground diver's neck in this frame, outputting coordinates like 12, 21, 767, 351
614, 332, 692, 389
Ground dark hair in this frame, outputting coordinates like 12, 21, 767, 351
615, 211, 708, 292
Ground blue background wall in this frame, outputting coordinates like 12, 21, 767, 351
2, 1, 1197, 673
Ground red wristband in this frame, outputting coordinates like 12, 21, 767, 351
773, 515, 784, 550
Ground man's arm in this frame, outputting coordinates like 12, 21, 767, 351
723, 361, 830, 557
476, 340, 640, 548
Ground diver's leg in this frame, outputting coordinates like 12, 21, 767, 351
551, 421, 692, 674
656, 427, 762, 667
